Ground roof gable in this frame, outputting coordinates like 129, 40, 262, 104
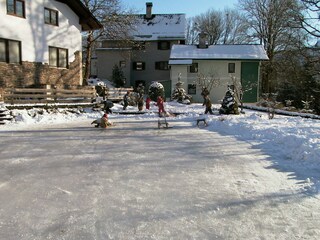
55, 0, 102, 31
170, 44, 269, 61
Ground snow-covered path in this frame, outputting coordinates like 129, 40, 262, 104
0, 118, 319, 239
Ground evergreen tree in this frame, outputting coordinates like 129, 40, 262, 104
219, 86, 239, 114
112, 64, 125, 87
171, 82, 192, 104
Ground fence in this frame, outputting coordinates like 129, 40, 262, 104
2, 87, 96, 105
1, 87, 134, 105
106, 88, 133, 101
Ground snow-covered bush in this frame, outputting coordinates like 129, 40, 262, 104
148, 82, 165, 101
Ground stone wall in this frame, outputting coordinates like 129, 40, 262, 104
0, 51, 82, 89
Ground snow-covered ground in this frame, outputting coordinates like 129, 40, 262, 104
1, 101, 320, 239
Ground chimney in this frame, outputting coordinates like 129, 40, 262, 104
146, 2, 153, 19
198, 31, 208, 49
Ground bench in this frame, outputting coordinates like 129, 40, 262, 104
158, 118, 169, 129
196, 118, 208, 126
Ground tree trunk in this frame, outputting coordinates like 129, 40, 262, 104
84, 31, 94, 83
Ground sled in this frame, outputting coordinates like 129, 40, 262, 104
158, 117, 171, 129
196, 118, 208, 127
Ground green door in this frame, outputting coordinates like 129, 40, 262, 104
241, 62, 259, 103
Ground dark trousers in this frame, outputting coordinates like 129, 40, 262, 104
205, 107, 213, 114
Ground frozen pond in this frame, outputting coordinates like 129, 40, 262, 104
0, 118, 319, 239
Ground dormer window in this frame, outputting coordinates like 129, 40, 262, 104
7, 0, 25, 18
45, 8, 58, 26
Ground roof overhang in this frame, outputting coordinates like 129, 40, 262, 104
55, 0, 103, 31
169, 60, 193, 65
158, 36, 185, 40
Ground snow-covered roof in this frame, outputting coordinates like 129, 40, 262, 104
170, 44, 269, 60
131, 14, 186, 41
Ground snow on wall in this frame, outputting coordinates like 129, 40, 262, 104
0, 0, 82, 63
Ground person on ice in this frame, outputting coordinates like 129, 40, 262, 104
91, 113, 112, 128
157, 95, 166, 117
146, 96, 151, 110
203, 95, 213, 114
123, 91, 130, 110
103, 100, 113, 114
100, 113, 112, 128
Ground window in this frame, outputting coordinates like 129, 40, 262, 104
44, 8, 58, 26
189, 63, 198, 73
7, 0, 25, 18
49, 46, 68, 68
133, 62, 145, 71
228, 63, 235, 73
188, 84, 197, 94
119, 61, 126, 68
158, 41, 170, 50
0, 38, 21, 63
155, 61, 169, 70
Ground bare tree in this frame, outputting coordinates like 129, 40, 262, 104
221, 8, 250, 44
239, 0, 305, 93
194, 68, 223, 94
81, 0, 137, 82
193, 9, 224, 45
186, 8, 249, 45
185, 17, 198, 44
296, 0, 320, 38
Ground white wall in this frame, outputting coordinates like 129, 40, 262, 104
0, 0, 82, 63
171, 60, 242, 103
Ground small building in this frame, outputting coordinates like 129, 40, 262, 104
169, 39, 269, 103
95, 2, 186, 97
0, 0, 102, 90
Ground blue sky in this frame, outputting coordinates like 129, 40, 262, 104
121, 0, 238, 18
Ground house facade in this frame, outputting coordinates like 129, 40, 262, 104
94, 2, 186, 97
0, 0, 101, 90
169, 43, 269, 103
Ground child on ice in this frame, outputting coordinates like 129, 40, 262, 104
91, 113, 112, 128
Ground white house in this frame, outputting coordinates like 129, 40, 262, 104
0, 0, 101, 89
169, 41, 269, 103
